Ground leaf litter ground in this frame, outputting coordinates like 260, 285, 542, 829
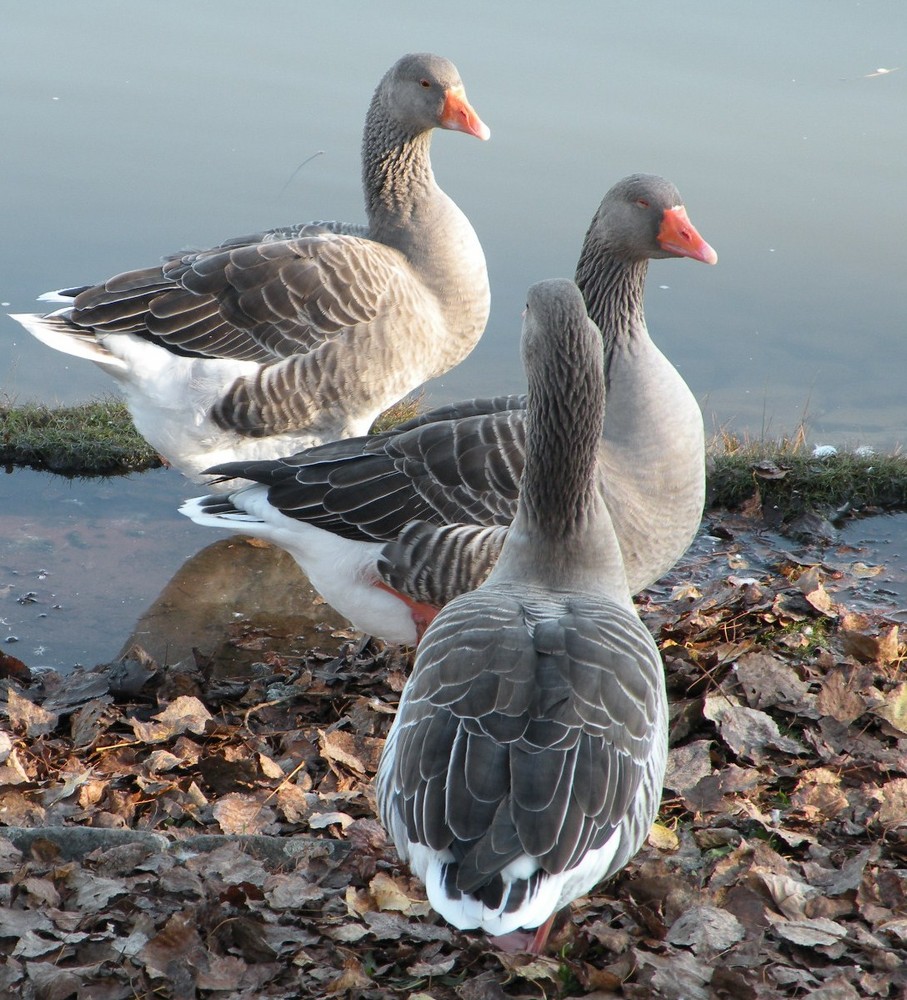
1, 502, 906, 999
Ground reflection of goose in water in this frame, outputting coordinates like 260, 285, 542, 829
120, 537, 348, 670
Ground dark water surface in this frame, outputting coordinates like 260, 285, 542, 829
0, 468, 353, 669
837, 512, 907, 620
2, 466, 905, 672
1, 1, 905, 668
1, 469, 199, 667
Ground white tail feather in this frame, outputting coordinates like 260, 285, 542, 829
37, 289, 76, 304
8, 312, 128, 370
178, 497, 263, 528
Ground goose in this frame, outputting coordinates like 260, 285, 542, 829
180, 174, 716, 642
9, 53, 490, 482
376, 279, 668, 950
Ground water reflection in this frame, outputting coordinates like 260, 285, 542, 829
121, 536, 350, 671
3, 464, 905, 674
836, 513, 907, 618
0, 467, 357, 672
1, 468, 205, 668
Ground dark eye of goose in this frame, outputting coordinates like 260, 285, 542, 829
420, 79, 431, 88
636, 198, 650, 208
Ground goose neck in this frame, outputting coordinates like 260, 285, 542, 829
519, 335, 604, 541
362, 98, 437, 235
575, 244, 648, 353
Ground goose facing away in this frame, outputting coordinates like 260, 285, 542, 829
376, 279, 668, 948
180, 174, 714, 643
9, 52, 490, 483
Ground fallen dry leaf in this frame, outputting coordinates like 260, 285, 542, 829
873, 680, 907, 736
815, 667, 868, 723
4, 687, 58, 737
703, 693, 804, 762
130, 695, 213, 743
851, 561, 883, 578
790, 768, 850, 821
308, 809, 355, 831
770, 915, 848, 948
666, 904, 745, 954
664, 740, 713, 793
757, 870, 819, 920
326, 957, 372, 996
493, 951, 562, 985
647, 822, 680, 852
318, 728, 384, 777
795, 565, 836, 613
211, 792, 276, 835
0, 648, 31, 683
137, 909, 205, 979
733, 650, 814, 714
369, 871, 432, 917
407, 955, 457, 977
876, 777, 907, 830
842, 622, 901, 664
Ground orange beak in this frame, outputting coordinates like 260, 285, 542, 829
440, 85, 491, 140
657, 206, 718, 264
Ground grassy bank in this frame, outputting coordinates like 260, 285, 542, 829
2, 398, 905, 519
707, 428, 907, 520
0, 395, 423, 478
0, 398, 161, 476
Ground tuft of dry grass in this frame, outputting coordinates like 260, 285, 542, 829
369, 392, 424, 433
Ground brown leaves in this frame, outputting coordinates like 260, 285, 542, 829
369, 870, 432, 917
138, 910, 210, 992
0, 629, 478, 997
816, 666, 870, 723
5, 687, 57, 736
874, 680, 907, 735
703, 692, 804, 763
841, 616, 901, 664
211, 792, 277, 835
665, 904, 745, 954
790, 768, 850, 822
630, 513, 907, 998
796, 565, 838, 616
734, 650, 816, 714
1, 510, 906, 997
877, 778, 907, 830
0, 648, 31, 684
318, 727, 384, 780
129, 695, 213, 742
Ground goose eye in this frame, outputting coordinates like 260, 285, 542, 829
419, 79, 431, 88
636, 198, 650, 208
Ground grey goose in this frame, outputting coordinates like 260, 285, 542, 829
10, 53, 490, 483
376, 279, 668, 948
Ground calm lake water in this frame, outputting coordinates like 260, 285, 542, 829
1, 1, 905, 667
